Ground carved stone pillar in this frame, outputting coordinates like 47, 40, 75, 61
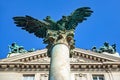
49, 44, 70, 80
45, 30, 74, 80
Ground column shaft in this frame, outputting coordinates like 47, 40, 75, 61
49, 44, 70, 80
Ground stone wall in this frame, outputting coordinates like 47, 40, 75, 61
0, 71, 120, 80
0, 72, 22, 80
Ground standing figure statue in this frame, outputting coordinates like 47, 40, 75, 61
13, 7, 93, 80
112, 44, 116, 52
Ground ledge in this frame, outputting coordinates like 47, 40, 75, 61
0, 62, 119, 71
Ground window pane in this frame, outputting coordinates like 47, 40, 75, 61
92, 75, 104, 80
23, 75, 35, 80
93, 78, 97, 80
99, 75, 104, 80
99, 77, 104, 80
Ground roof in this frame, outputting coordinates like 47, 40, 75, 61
0, 48, 120, 70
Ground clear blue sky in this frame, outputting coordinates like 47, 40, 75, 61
0, 0, 120, 59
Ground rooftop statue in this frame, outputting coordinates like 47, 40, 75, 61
91, 42, 116, 54
8, 42, 35, 54
8, 42, 27, 54
13, 7, 93, 56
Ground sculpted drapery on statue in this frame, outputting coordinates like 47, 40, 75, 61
13, 7, 93, 56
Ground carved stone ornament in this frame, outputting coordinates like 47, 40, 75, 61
44, 29, 75, 56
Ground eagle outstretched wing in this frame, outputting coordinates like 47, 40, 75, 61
13, 15, 50, 38
65, 7, 93, 30
13, 7, 93, 38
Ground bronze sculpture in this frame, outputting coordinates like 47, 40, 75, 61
13, 7, 93, 56
8, 42, 35, 54
91, 42, 116, 54
13, 7, 93, 80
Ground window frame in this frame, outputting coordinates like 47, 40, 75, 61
22, 74, 35, 80
92, 74, 105, 80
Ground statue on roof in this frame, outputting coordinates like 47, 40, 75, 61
91, 46, 97, 52
8, 42, 35, 54
112, 44, 116, 52
8, 42, 27, 53
91, 42, 117, 54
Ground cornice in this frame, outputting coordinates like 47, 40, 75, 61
0, 62, 120, 71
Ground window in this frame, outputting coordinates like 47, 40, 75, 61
23, 75, 35, 80
92, 75, 104, 80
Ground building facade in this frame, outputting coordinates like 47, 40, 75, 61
0, 48, 120, 80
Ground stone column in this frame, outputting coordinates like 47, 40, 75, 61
45, 30, 74, 80
49, 44, 70, 80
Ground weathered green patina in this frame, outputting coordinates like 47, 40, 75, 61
8, 42, 27, 53
8, 42, 35, 54
91, 42, 116, 54
13, 7, 93, 56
